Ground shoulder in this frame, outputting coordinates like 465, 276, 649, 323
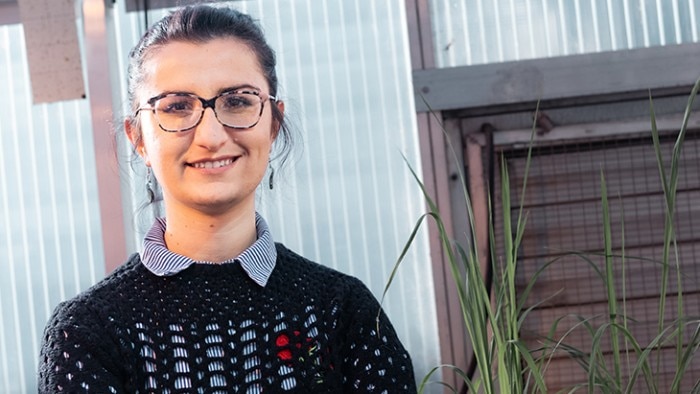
79, 253, 145, 298
271, 247, 416, 389
272, 243, 379, 309
46, 253, 145, 328
39, 257, 145, 393
274, 243, 368, 289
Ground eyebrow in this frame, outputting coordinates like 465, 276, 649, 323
217, 84, 261, 95
154, 84, 262, 98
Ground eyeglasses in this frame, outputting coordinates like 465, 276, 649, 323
135, 90, 277, 132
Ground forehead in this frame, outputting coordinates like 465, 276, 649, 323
139, 38, 267, 98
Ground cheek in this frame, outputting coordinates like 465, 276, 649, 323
243, 127, 275, 155
141, 134, 157, 164
257, 134, 275, 159
141, 130, 171, 168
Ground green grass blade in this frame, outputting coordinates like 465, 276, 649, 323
669, 320, 700, 393
600, 170, 622, 385
417, 364, 474, 393
378, 213, 430, 306
513, 339, 548, 393
666, 78, 700, 374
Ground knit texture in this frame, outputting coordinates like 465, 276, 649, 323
38, 244, 416, 393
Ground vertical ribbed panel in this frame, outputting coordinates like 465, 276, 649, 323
0, 25, 104, 394
432, 0, 700, 67
110, 0, 440, 388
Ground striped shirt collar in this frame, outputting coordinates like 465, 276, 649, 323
140, 212, 277, 287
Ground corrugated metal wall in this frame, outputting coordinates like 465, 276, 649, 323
109, 0, 441, 389
431, 0, 700, 67
0, 23, 104, 394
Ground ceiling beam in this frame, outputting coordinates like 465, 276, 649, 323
124, 0, 223, 12
414, 42, 700, 114
0, 2, 20, 25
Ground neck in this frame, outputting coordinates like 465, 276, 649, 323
162, 201, 257, 263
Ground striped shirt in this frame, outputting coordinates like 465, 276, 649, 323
140, 212, 277, 287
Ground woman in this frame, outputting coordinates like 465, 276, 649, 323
39, 5, 416, 393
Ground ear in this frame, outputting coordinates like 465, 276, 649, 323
125, 119, 150, 166
271, 100, 285, 142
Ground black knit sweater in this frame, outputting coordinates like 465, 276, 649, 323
38, 244, 416, 393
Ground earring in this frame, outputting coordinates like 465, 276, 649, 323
146, 167, 156, 203
268, 163, 275, 190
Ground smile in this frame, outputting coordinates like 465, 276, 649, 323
190, 158, 237, 169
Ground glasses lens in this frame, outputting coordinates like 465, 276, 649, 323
215, 92, 262, 128
154, 95, 201, 131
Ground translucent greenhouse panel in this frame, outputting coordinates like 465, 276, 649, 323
431, 0, 700, 67
0, 24, 104, 394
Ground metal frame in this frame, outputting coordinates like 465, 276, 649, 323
405, 0, 470, 390
84, 0, 127, 272
458, 94, 700, 147
6, 0, 127, 270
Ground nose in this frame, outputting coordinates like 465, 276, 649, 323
192, 107, 228, 151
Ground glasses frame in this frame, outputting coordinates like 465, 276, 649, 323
135, 89, 277, 132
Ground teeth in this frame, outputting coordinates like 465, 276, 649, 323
192, 158, 234, 169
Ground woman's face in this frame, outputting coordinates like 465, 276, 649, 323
128, 38, 281, 216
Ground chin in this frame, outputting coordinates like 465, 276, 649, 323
193, 194, 250, 213
195, 194, 237, 206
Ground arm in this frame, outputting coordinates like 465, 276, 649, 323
340, 279, 417, 394
38, 300, 126, 393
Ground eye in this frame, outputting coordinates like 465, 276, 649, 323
156, 95, 197, 115
219, 93, 254, 112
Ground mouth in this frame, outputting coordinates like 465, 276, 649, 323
188, 157, 238, 169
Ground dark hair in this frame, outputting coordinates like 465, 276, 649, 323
126, 4, 293, 165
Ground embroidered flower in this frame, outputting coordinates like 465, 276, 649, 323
275, 331, 315, 362
276, 334, 290, 347
276, 334, 293, 360
275, 331, 329, 384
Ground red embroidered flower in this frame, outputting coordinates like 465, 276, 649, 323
276, 331, 314, 362
276, 334, 292, 360
276, 334, 289, 347
278, 349, 293, 360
